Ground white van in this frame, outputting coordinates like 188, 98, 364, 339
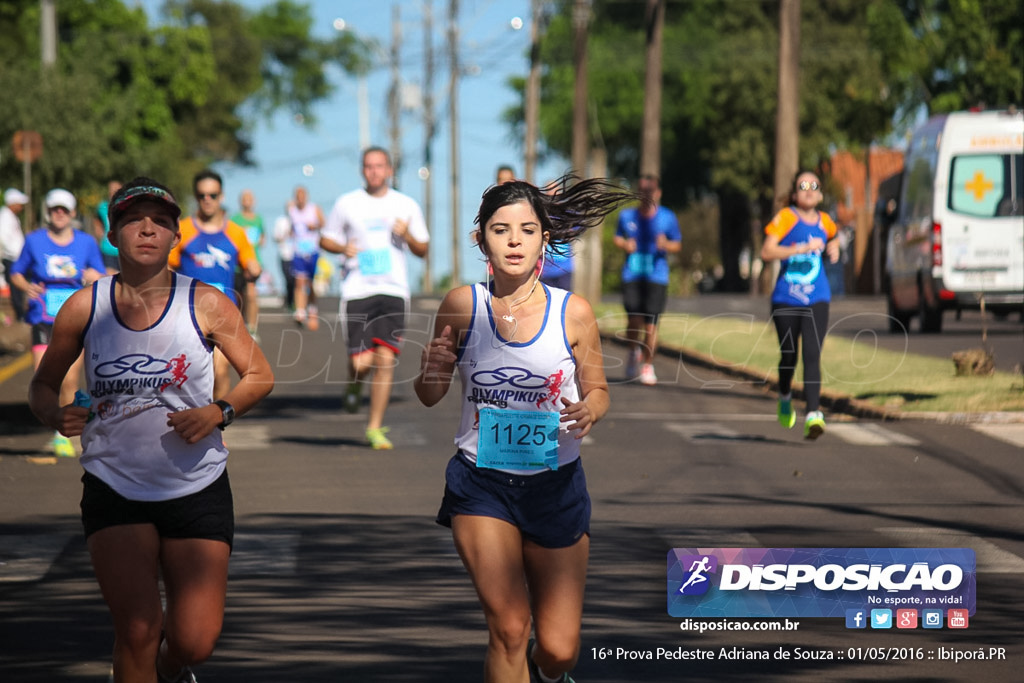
885, 109, 1023, 332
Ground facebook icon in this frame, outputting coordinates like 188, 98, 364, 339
845, 609, 867, 629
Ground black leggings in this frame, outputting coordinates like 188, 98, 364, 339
771, 302, 830, 412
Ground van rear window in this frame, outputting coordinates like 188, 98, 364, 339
948, 153, 1023, 217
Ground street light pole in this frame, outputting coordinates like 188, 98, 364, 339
524, 0, 541, 184
41, 0, 56, 67
448, 0, 460, 286
422, 0, 435, 293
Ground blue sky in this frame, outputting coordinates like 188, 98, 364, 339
142, 0, 568, 292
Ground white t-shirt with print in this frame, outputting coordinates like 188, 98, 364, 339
321, 188, 428, 301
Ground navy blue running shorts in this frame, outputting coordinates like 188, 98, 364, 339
436, 453, 591, 549
80, 470, 234, 548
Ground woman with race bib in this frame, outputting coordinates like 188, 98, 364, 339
761, 170, 841, 440
9, 188, 105, 457
415, 176, 633, 683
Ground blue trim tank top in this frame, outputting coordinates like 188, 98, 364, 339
80, 273, 227, 501
454, 283, 581, 474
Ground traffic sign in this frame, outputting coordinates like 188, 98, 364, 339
13, 130, 43, 163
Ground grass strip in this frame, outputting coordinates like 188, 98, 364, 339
594, 305, 1024, 414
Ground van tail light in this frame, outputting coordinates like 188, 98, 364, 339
932, 221, 943, 267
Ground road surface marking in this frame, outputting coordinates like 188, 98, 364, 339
878, 527, 1024, 573
223, 424, 272, 450
0, 533, 70, 582
971, 424, 1024, 448
828, 423, 920, 446
230, 532, 299, 576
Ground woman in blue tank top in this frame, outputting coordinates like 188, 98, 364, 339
760, 170, 841, 440
415, 175, 634, 683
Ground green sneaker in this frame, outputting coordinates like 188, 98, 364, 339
777, 398, 795, 429
804, 411, 826, 440
344, 381, 362, 413
52, 434, 76, 458
366, 426, 393, 450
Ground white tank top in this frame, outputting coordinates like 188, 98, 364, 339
288, 202, 321, 257
80, 274, 227, 501
454, 283, 581, 473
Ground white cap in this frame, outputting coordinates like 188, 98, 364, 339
45, 188, 77, 211
3, 188, 29, 205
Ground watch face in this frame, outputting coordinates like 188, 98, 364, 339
216, 401, 235, 426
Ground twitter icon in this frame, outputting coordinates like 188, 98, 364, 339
870, 609, 893, 629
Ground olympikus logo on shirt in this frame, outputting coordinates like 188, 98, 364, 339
467, 387, 547, 409
91, 353, 191, 396
468, 366, 552, 409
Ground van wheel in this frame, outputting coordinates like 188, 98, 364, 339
919, 289, 943, 333
887, 288, 911, 333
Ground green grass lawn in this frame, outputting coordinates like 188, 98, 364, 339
594, 305, 1024, 414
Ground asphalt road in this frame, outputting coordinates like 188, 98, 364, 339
1, 296, 1022, 682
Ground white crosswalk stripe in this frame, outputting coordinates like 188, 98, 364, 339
665, 422, 743, 441
828, 423, 920, 446
223, 424, 272, 450
877, 527, 1024, 573
0, 533, 70, 582
971, 424, 1024, 449
663, 419, 919, 446
230, 532, 300, 576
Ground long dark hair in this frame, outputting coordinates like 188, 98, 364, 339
474, 173, 637, 256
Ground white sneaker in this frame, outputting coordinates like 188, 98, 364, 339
639, 363, 657, 386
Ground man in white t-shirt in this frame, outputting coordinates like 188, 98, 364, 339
320, 146, 429, 450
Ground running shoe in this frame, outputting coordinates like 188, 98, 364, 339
157, 666, 197, 683
804, 411, 826, 440
52, 433, 76, 458
366, 426, 393, 450
777, 398, 795, 429
344, 381, 362, 413
306, 305, 319, 332
293, 308, 307, 327
625, 347, 641, 380
527, 639, 576, 683
639, 363, 658, 386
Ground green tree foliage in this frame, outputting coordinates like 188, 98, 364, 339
512, 0, 1019, 290
0, 0, 370, 213
0, 0, 211, 199
868, 0, 1023, 118
518, 0, 899, 208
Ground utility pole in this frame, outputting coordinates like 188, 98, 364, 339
571, 0, 601, 302
570, 0, 588, 182
640, 0, 664, 179
389, 4, 402, 188
765, 0, 801, 294
524, 0, 542, 184
773, 0, 800, 215
448, 0, 461, 286
422, 0, 435, 293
